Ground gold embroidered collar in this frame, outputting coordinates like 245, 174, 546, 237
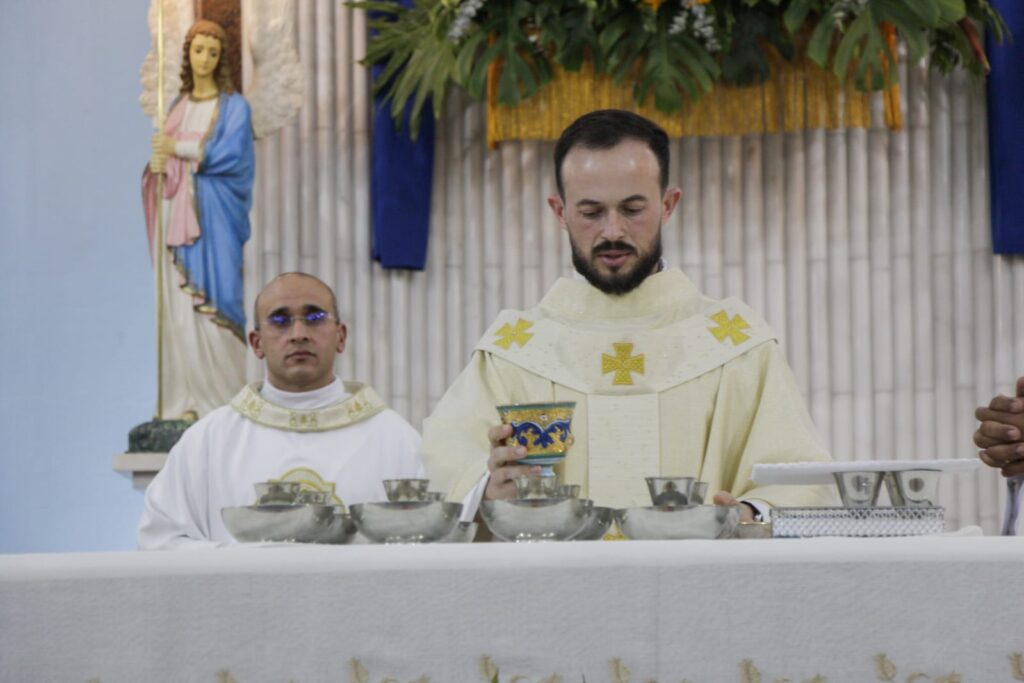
229, 382, 387, 432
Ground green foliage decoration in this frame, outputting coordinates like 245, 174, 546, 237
350, 0, 1008, 139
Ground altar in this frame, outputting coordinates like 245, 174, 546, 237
2, 536, 1022, 683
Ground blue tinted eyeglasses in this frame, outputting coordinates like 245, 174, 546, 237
263, 310, 335, 331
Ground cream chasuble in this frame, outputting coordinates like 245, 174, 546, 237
138, 378, 425, 549
422, 269, 835, 511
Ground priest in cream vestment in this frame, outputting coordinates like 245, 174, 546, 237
422, 110, 834, 517
139, 273, 424, 549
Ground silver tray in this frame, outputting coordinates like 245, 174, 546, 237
771, 506, 945, 538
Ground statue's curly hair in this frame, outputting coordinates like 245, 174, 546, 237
178, 19, 235, 95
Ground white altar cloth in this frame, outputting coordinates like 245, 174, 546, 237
2, 537, 1023, 683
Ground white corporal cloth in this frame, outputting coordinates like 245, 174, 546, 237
3, 537, 1023, 682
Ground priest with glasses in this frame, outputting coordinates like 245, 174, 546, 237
138, 273, 424, 549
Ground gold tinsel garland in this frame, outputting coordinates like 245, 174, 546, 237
487, 50, 903, 147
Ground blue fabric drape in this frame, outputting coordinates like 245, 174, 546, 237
177, 93, 254, 333
370, 0, 435, 270
988, 1, 1024, 254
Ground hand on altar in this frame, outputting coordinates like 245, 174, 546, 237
484, 423, 542, 500
152, 132, 177, 157
149, 152, 167, 174
975, 376, 1024, 477
712, 491, 756, 522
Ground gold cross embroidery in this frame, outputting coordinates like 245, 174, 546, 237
494, 318, 534, 349
708, 310, 751, 345
601, 342, 645, 386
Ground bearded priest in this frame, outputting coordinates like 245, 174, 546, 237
422, 110, 834, 525
138, 273, 424, 548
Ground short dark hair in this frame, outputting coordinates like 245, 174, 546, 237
554, 109, 670, 198
253, 272, 340, 330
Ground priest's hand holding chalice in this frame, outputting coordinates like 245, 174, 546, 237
485, 402, 576, 500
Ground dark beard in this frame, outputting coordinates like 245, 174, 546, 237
570, 233, 663, 296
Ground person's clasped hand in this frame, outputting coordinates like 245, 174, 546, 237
975, 376, 1024, 476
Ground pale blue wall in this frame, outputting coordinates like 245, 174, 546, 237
0, 1, 157, 552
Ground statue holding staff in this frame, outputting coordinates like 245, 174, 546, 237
142, 18, 254, 420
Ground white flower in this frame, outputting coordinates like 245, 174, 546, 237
447, 0, 485, 42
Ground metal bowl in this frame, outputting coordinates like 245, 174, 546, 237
221, 504, 357, 544
480, 498, 592, 542
349, 501, 462, 543
574, 506, 614, 541
615, 504, 741, 540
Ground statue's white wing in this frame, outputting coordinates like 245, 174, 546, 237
245, 0, 304, 139
139, 0, 194, 123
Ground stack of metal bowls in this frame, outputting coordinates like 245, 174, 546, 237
614, 476, 741, 540
480, 474, 611, 542
349, 479, 465, 543
221, 481, 357, 544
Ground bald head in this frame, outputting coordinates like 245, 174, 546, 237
253, 272, 340, 330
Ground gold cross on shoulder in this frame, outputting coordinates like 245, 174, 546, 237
601, 342, 645, 386
707, 310, 751, 345
494, 318, 534, 349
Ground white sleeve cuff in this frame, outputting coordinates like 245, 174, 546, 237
741, 499, 771, 521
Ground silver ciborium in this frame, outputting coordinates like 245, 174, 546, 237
615, 504, 741, 540
884, 469, 941, 507
480, 498, 592, 542
349, 501, 462, 543
221, 504, 357, 544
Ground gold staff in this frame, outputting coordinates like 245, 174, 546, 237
154, 0, 166, 419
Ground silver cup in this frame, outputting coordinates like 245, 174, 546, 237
558, 484, 581, 499
295, 490, 330, 505
884, 469, 941, 507
383, 479, 430, 502
425, 491, 447, 502
253, 481, 302, 506
645, 476, 696, 507
513, 474, 560, 500
833, 471, 884, 507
